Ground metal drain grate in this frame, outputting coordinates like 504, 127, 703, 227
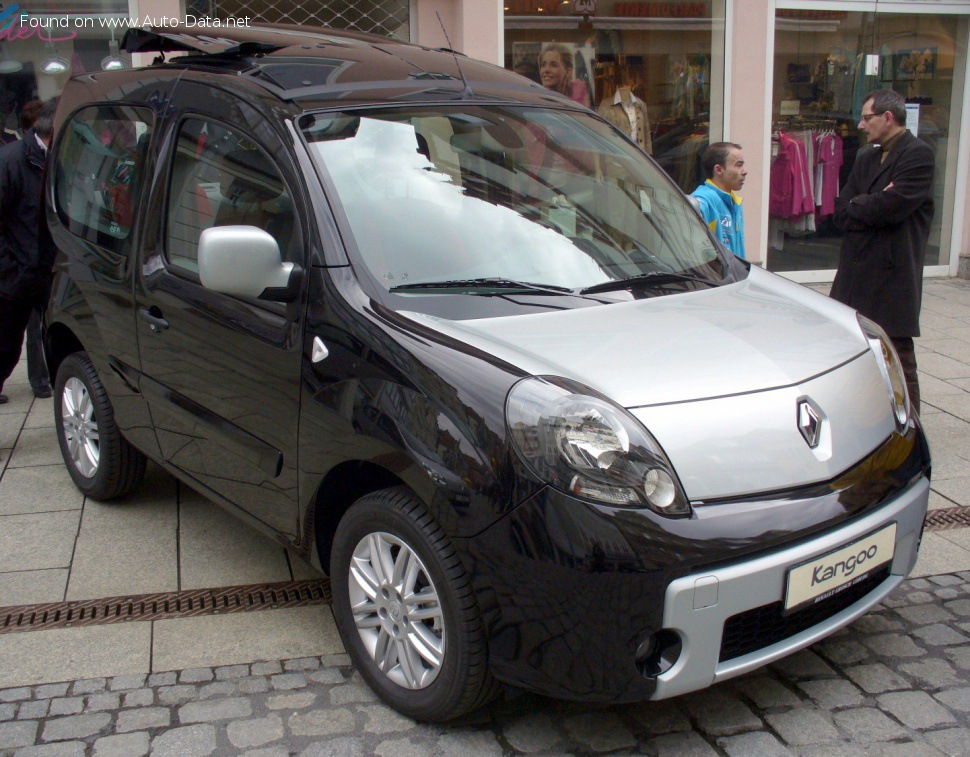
925, 506, 970, 532
0, 579, 331, 635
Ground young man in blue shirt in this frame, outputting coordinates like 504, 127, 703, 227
690, 142, 747, 259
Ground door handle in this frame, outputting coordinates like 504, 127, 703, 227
138, 307, 169, 333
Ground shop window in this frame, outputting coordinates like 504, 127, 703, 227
504, 0, 725, 194
53, 105, 153, 252
767, 9, 964, 274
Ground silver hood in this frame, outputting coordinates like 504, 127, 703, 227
403, 267, 867, 409
402, 267, 897, 500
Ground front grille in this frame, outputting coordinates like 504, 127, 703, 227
719, 566, 890, 662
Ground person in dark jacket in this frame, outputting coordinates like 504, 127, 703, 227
0, 99, 56, 404
831, 89, 934, 413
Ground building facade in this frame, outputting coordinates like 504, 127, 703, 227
2, 0, 966, 281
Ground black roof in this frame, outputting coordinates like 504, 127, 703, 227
117, 24, 569, 110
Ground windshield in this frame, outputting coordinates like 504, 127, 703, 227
302, 106, 729, 296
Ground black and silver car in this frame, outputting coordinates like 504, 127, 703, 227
43, 24, 930, 722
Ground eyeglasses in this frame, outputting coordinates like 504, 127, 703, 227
860, 112, 886, 122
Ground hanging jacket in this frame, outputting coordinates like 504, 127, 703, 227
690, 179, 745, 259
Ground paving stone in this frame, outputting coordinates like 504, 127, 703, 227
898, 659, 963, 688
122, 689, 154, 708
853, 613, 905, 633
92, 731, 150, 756
815, 638, 870, 665
47, 699, 83, 717
226, 714, 284, 749
0, 703, 15, 721
0, 688, 32, 703
947, 646, 970, 671
863, 633, 927, 659
178, 668, 214, 684
831, 707, 909, 742
308, 668, 345, 685
844, 663, 912, 694
627, 699, 692, 734
946, 599, 970, 617
156, 685, 197, 706
197, 682, 237, 699
14, 742, 86, 756
271, 673, 307, 691
499, 712, 561, 753
244, 748, 290, 757
70, 679, 106, 696
935, 687, 970, 713
215, 664, 250, 680
877, 691, 958, 729
929, 575, 964, 587
683, 689, 762, 735
437, 730, 505, 756
764, 708, 840, 746
84, 693, 120, 712
797, 679, 866, 709
149, 724, 217, 756
299, 736, 366, 757
0, 721, 38, 750
17, 700, 49, 720
912, 623, 970, 646
109, 674, 147, 692
34, 685, 69, 700
251, 662, 283, 676
329, 684, 378, 706
924, 727, 970, 756
719, 730, 794, 757
288, 708, 355, 737
116, 707, 170, 733
284, 657, 321, 672
647, 731, 720, 756
562, 710, 637, 751
238, 678, 271, 694
266, 692, 317, 711
179, 697, 253, 724
41, 713, 111, 742
895, 603, 957, 625
771, 651, 838, 681
146, 673, 177, 688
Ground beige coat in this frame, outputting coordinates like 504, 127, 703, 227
597, 88, 651, 154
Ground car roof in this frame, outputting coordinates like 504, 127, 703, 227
111, 24, 572, 111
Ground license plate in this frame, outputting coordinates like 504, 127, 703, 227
784, 523, 897, 614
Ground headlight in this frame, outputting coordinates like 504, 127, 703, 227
858, 315, 910, 428
506, 377, 691, 517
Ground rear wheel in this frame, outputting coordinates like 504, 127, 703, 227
330, 487, 498, 722
54, 352, 146, 500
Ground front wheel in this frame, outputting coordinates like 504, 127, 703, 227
54, 351, 146, 500
330, 487, 497, 722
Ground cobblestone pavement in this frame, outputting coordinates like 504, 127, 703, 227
0, 573, 968, 756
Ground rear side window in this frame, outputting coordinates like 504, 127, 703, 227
53, 105, 153, 251
165, 117, 295, 275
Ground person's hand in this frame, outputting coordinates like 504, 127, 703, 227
883, 182, 894, 191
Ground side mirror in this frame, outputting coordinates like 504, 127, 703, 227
198, 225, 302, 302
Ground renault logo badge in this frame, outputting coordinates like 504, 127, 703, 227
798, 400, 822, 449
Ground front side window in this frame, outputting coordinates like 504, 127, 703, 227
165, 118, 296, 275
53, 105, 153, 252
302, 105, 730, 305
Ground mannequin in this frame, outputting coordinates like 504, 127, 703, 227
597, 85, 651, 154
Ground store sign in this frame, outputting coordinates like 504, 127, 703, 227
0, 4, 79, 42
574, 0, 597, 13
614, 2, 706, 17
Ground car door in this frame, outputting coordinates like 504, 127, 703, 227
133, 90, 305, 537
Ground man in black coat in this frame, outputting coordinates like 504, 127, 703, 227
831, 88, 935, 413
0, 99, 56, 404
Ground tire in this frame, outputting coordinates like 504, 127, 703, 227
330, 486, 498, 722
54, 351, 147, 500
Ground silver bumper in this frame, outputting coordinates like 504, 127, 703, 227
651, 476, 929, 700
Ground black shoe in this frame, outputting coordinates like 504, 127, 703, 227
32, 386, 52, 399
0, 393, 7, 404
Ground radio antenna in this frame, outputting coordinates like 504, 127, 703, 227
436, 12, 473, 99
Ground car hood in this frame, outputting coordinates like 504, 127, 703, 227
401, 267, 868, 409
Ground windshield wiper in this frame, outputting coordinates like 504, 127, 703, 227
580, 271, 715, 295
390, 278, 575, 295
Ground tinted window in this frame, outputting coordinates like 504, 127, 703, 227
164, 118, 295, 275
54, 105, 153, 251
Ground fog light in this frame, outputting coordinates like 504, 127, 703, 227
643, 468, 676, 509
635, 629, 682, 677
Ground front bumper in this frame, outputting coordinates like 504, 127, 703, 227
651, 474, 928, 699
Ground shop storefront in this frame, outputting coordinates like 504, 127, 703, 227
504, 0, 727, 193
766, 3, 968, 279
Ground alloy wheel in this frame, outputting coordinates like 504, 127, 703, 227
61, 376, 100, 478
